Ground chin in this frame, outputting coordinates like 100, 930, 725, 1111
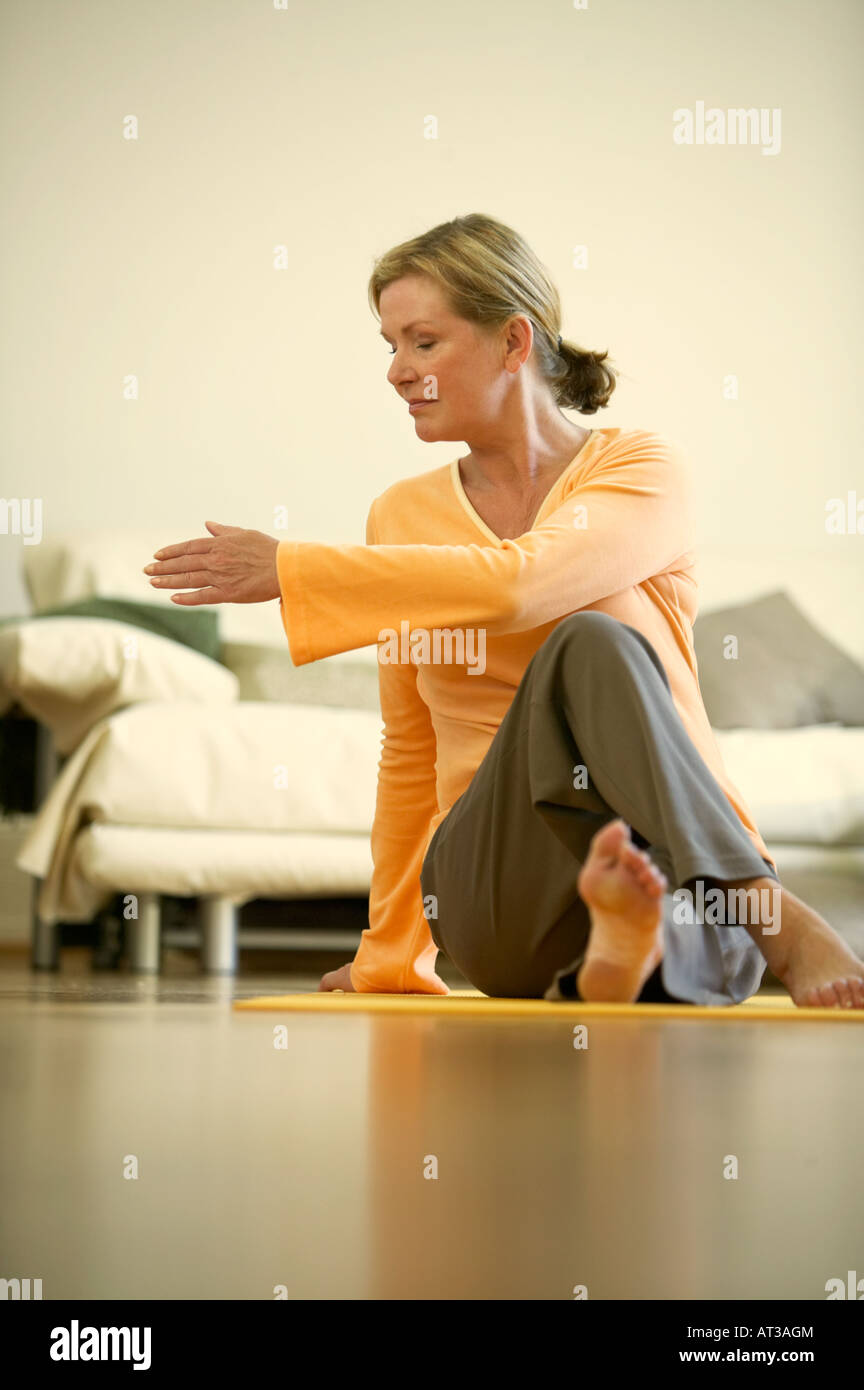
414, 417, 456, 442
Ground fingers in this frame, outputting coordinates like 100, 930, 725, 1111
150, 537, 215, 562
169, 587, 225, 606
147, 569, 214, 590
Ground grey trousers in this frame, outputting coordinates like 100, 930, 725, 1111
419, 612, 781, 1004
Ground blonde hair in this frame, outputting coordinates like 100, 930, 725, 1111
367, 212, 617, 414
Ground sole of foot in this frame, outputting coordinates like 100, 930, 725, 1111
575, 818, 667, 1003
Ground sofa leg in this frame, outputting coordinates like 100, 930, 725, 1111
200, 897, 238, 975
128, 893, 161, 973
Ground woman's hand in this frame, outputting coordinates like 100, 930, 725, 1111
143, 521, 281, 605
318, 963, 356, 992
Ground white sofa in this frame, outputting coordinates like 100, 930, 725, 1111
7, 529, 864, 971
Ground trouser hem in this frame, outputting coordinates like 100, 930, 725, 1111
675, 854, 781, 886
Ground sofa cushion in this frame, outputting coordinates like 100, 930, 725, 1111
29, 700, 381, 835
693, 591, 864, 729
73, 825, 374, 901
0, 618, 238, 753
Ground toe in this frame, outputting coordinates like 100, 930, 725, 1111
633, 855, 661, 890
627, 845, 654, 876
817, 981, 843, 1008
619, 843, 666, 896
850, 978, 864, 1009
593, 819, 630, 859
831, 978, 855, 1008
625, 846, 646, 872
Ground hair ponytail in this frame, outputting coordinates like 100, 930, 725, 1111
555, 339, 617, 414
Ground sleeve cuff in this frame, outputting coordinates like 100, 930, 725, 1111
276, 540, 312, 666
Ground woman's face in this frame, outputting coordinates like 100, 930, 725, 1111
379, 274, 526, 443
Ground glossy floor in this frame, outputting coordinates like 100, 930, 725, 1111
1, 948, 861, 1300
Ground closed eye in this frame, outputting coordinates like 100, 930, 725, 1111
387, 343, 435, 354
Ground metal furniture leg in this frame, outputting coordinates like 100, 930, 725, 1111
128, 892, 161, 973
199, 897, 238, 974
31, 909, 60, 971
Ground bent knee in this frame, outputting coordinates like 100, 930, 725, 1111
556, 610, 627, 640
456, 950, 559, 999
539, 611, 636, 662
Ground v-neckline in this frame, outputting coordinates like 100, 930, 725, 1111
450, 429, 600, 544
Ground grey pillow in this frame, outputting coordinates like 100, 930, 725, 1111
221, 642, 380, 711
692, 590, 864, 729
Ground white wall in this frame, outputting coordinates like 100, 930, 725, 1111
2, 0, 862, 617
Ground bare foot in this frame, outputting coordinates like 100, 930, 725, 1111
575, 819, 668, 1002
723, 879, 864, 1010
788, 950, 864, 1009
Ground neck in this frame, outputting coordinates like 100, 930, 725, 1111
463, 422, 589, 492
461, 393, 589, 491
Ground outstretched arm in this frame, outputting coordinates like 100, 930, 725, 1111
143, 434, 695, 667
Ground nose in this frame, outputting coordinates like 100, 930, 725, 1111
386, 351, 415, 391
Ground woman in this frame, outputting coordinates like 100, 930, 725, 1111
143, 213, 864, 1009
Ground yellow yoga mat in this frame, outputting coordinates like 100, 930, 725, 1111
233, 988, 864, 1022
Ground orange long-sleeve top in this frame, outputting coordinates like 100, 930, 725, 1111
276, 427, 777, 994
